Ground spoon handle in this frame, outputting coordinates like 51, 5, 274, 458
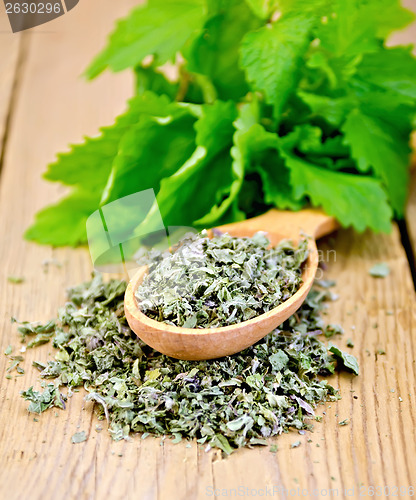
216, 208, 338, 240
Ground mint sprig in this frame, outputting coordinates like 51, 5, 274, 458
26, 0, 416, 245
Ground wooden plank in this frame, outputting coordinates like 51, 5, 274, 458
0, 11, 21, 157
407, 174, 416, 259
0, 3, 415, 500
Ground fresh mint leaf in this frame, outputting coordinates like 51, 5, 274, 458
256, 153, 305, 211
297, 92, 352, 127
86, 0, 207, 79
317, 1, 378, 59
303, 0, 413, 91
342, 108, 410, 216
25, 189, 100, 246
281, 151, 392, 233
102, 111, 197, 204
355, 47, 416, 100
296, 127, 350, 159
244, 0, 279, 19
317, 0, 414, 59
27, 93, 185, 245
185, 0, 262, 100
43, 92, 179, 191
236, 123, 303, 210
240, 13, 314, 118
28, 1, 416, 246
353, 90, 415, 139
151, 100, 238, 228
358, 0, 414, 39
135, 66, 178, 100
196, 102, 258, 226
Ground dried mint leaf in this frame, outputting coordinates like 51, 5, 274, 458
12, 318, 56, 344
20, 384, 66, 413
328, 344, 359, 375
71, 431, 87, 444
136, 231, 309, 328
18, 273, 358, 453
368, 262, 390, 278
7, 276, 25, 284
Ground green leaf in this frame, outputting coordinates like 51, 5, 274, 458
43, 92, 175, 190
256, 156, 305, 211
185, 0, 261, 101
85, 0, 207, 79
291, 125, 350, 160
355, 47, 416, 100
26, 93, 192, 246
277, 0, 330, 14
297, 91, 353, 127
317, 0, 414, 58
240, 13, 314, 118
25, 189, 99, 246
359, 0, 414, 39
328, 343, 359, 375
236, 123, 304, 210
243, 0, 279, 19
352, 89, 415, 139
151, 100, 238, 228
102, 111, 197, 204
341, 108, 410, 216
135, 66, 178, 100
317, 1, 378, 58
281, 151, 392, 233
212, 434, 234, 455
304, 1, 414, 93
195, 102, 261, 226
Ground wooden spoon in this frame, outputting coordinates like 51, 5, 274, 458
124, 208, 338, 360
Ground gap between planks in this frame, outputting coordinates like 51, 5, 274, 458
0, 15, 22, 178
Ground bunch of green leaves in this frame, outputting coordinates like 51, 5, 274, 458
136, 230, 308, 327
20, 273, 357, 453
26, 0, 416, 246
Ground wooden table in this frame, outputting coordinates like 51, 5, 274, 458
0, 2, 415, 499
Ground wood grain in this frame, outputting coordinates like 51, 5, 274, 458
0, 10, 21, 160
0, 2, 415, 500
407, 174, 416, 257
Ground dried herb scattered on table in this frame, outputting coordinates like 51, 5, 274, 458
18, 273, 358, 454
7, 276, 25, 284
369, 262, 390, 278
136, 231, 309, 328
71, 431, 87, 444
21, 384, 66, 413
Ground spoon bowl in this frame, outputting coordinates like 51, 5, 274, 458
124, 208, 338, 360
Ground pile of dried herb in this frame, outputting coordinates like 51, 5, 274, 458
17, 273, 358, 454
136, 231, 309, 328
